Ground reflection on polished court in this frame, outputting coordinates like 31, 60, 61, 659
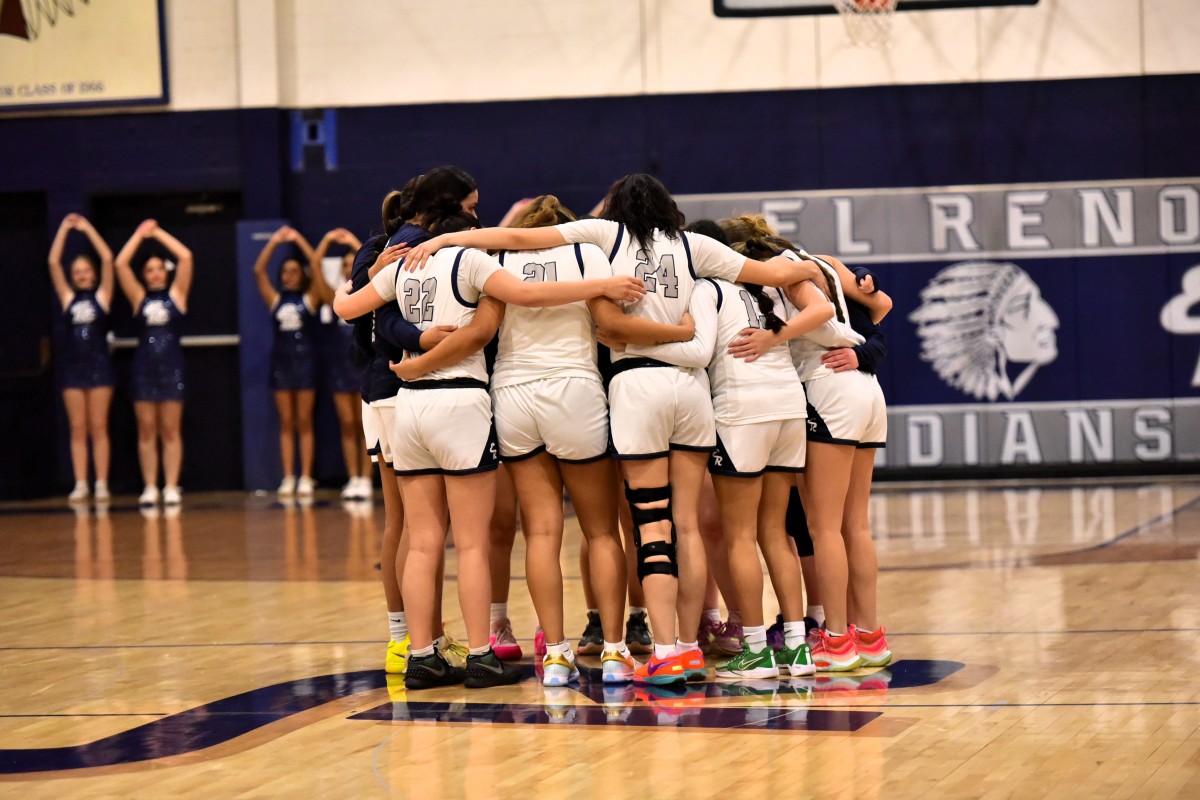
1, 478, 1199, 798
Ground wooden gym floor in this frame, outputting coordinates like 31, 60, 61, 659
0, 477, 1198, 798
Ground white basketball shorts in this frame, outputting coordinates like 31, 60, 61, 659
803, 370, 887, 448
608, 363, 715, 459
492, 376, 609, 463
390, 386, 500, 475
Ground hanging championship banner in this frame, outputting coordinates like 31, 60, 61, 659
676, 177, 1200, 470
0, 0, 167, 111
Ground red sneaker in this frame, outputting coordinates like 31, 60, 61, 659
810, 628, 862, 672
851, 624, 892, 667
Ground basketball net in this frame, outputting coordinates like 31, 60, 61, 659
834, 0, 898, 48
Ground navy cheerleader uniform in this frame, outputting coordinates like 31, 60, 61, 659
132, 290, 185, 402
326, 315, 365, 394
60, 290, 114, 389
270, 290, 318, 391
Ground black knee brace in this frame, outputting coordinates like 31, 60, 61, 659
624, 483, 678, 582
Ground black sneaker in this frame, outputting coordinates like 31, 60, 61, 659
464, 648, 522, 689
577, 610, 604, 655
803, 616, 821, 636
405, 650, 465, 690
624, 610, 652, 655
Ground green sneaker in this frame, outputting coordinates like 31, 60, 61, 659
714, 643, 779, 679
777, 641, 816, 677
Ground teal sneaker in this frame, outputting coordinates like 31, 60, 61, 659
777, 640, 816, 676
715, 643, 779, 679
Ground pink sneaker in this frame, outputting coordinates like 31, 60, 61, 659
698, 616, 723, 654
534, 625, 547, 657
489, 617, 523, 661
712, 620, 743, 656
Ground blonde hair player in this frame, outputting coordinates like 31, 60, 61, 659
399, 174, 820, 685
334, 206, 645, 690
491, 195, 695, 686
720, 215, 893, 672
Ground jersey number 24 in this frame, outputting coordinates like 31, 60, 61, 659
634, 250, 679, 298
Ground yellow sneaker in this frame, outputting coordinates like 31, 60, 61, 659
385, 635, 410, 674
438, 630, 470, 668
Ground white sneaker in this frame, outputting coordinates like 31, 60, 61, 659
296, 476, 316, 497
68, 481, 89, 502
356, 475, 373, 500
93, 480, 110, 502
138, 485, 160, 506
278, 476, 296, 496
340, 479, 357, 500
162, 485, 182, 505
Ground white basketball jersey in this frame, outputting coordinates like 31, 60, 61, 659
781, 250, 864, 382
491, 242, 610, 390
704, 278, 807, 425
372, 246, 502, 382
559, 219, 744, 366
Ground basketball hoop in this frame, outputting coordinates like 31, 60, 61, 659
833, 0, 898, 48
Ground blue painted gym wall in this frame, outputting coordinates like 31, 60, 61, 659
1, 73, 1197, 497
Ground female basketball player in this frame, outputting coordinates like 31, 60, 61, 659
360, 169, 483, 676
719, 215, 893, 672
488, 195, 696, 685
311, 228, 372, 501
398, 173, 821, 685
114, 220, 194, 506
334, 205, 645, 690
254, 226, 325, 497
48, 213, 114, 502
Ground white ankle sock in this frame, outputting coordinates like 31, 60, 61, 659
653, 643, 675, 659
703, 608, 721, 624
603, 640, 630, 656
547, 640, 572, 658
469, 644, 491, 656
490, 603, 508, 623
806, 604, 825, 626
411, 644, 435, 658
783, 621, 806, 649
743, 625, 767, 649
675, 639, 700, 653
629, 606, 646, 617
387, 611, 407, 642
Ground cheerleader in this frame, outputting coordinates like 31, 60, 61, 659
253, 226, 324, 497
48, 214, 114, 502
398, 174, 820, 685
114, 220, 194, 506
333, 206, 645, 690
311, 228, 373, 500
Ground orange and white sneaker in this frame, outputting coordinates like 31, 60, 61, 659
810, 628, 862, 672
851, 624, 892, 667
633, 651, 687, 685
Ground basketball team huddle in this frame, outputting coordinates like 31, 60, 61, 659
332, 167, 894, 690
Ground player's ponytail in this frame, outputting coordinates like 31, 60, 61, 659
509, 195, 577, 229
743, 282, 786, 334
718, 214, 796, 253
